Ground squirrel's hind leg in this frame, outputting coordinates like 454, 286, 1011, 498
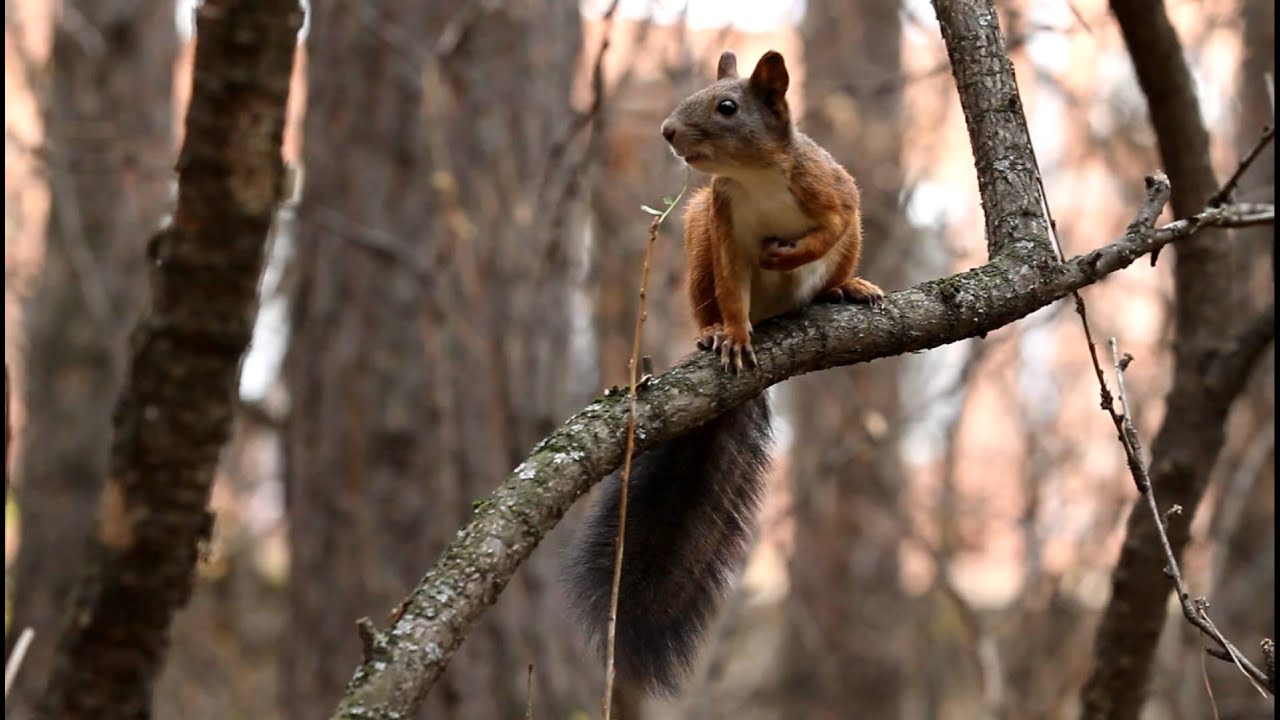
816, 276, 884, 306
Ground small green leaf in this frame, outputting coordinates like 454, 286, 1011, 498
662, 195, 675, 205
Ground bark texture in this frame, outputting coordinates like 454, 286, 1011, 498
932, 0, 1052, 264
6, 2, 175, 715
1079, 1, 1275, 716
37, 1, 302, 717
777, 0, 910, 716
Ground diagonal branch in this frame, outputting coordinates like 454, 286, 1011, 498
1208, 125, 1276, 207
328, 171, 1272, 715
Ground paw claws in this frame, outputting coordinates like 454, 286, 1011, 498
702, 324, 755, 373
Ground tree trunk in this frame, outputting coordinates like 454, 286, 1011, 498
775, 1, 910, 716
6, 2, 175, 715
285, 3, 596, 718
36, 0, 301, 716
281, 2, 447, 716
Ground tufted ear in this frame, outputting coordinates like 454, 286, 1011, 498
716, 51, 739, 80
748, 50, 789, 101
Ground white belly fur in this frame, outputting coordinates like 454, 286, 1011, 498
725, 169, 835, 324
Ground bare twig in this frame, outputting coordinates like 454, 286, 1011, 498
601, 178, 686, 720
4, 628, 35, 699
1068, 177, 1169, 492
1099, 338, 1272, 694
1207, 125, 1276, 207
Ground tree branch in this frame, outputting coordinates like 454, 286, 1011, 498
1208, 125, 1275, 207
1104, 338, 1272, 692
329, 172, 1271, 714
37, 1, 304, 717
932, 0, 1054, 263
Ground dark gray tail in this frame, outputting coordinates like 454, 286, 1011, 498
561, 393, 773, 695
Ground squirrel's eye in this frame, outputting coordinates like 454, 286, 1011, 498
716, 99, 738, 116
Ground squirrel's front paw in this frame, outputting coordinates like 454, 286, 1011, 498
760, 236, 806, 272
698, 322, 756, 372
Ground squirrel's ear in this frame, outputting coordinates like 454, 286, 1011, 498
716, 51, 738, 80
748, 50, 789, 100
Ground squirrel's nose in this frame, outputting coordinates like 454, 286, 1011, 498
661, 119, 677, 143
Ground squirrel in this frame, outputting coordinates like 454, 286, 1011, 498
561, 50, 882, 695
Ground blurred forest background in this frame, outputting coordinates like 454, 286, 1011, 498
3, 0, 1273, 718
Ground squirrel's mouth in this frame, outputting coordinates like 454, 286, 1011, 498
682, 152, 710, 165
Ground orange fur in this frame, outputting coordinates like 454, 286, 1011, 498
666, 50, 882, 369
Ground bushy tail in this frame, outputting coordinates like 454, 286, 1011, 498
561, 393, 773, 695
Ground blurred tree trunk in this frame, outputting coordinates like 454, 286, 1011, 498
589, 58, 699, 388
284, 3, 596, 718
6, 1, 175, 715
774, 2, 910, 717
282, 3, 446, 716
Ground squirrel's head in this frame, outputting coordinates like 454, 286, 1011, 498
660, 50, 793, 176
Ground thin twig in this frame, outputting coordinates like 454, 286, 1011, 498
1103, 338, 1272, 695
1207, 125, 1276, 207
4, 628, 35, 699
1201, 648, 1221, 720
311, 206, 434, 284
600, 176, 687, 720
1069, 176, 1169, 493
